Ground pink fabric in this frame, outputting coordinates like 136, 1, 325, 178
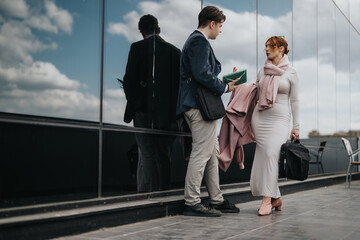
258, 55, 289, 111
218, 83, 257, 172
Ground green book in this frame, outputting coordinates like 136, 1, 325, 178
223, 69, 247, 85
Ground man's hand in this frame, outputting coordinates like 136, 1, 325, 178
226, 66, 239, 92
226, 80, 239, 92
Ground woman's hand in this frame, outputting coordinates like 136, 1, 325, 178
290, 129, 300, 140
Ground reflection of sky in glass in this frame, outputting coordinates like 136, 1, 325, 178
350, 27, 360, 130
0, 0, 101, 121
0, 0, 360, 138
335, 7, 350, 133
350, 0, 360, 33
293, 0, 318, 138
258, 0, 292, 67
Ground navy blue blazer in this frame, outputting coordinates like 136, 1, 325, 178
176, 30, 226, 115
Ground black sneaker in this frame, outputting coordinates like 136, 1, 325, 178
210, 199, 240, 213
184, 203, 222, 217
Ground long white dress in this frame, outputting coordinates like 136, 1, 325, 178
250, 66, 300, 198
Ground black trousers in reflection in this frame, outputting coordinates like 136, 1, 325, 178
134, 112, 175, 192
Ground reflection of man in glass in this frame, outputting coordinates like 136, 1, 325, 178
123, 15, 181, 192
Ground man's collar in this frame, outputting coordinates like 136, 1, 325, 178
195, 29, 208, 40
144, 33, 156, 39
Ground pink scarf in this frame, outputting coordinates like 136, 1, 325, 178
258, 55, 289, 111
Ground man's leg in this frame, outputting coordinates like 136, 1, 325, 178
203, 137, 223, 205
154, 135, 175, 190
184, 109, 240, 214
183, 109, 220, 206
134, 112, 157, 192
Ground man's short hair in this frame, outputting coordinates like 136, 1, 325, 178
198, 6, 226, 28
138, 14, 160, 35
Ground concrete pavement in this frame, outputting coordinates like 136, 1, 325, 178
54, 180, 360, 240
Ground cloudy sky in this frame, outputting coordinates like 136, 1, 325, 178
0, 0, 359, 137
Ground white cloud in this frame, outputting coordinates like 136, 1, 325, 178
0, 0, 92, 121
0, 0, 358, 133
0, 88, 99, 121
212, 9, 258, 66
103, 88, 130, 125
44, 0, 73, 34
293, 0, 360, 136
108, 10, 141, 42
107, 0, 199, 49
25, 15, 59, 34
0, 61, 82, 91
0, 0, 29, 19
350, 0, 360, 32
105, 88, 126, 99
0, 21, 57, 66
24, 0, 73, 34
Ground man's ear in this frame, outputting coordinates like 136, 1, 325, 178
209, 21, 215, 29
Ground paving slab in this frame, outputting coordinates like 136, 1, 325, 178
53, 180, 360, 240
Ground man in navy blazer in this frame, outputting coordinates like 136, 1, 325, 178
177, 6, 240, 217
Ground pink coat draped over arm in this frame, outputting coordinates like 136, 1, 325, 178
218, 83, 257, 172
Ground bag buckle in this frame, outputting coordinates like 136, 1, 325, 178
140, 81, 147, 87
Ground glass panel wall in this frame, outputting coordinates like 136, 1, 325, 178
257, 0, 292, 69
318, 0, 336, 136
293, 0, 320, 174
103, 0, 199, 126
101, 0, 200, 194
204, 0, 256, 105
335, 8, 350, 135
293, 0, 318, 140
350, 27, 360, 134
1, 0, 360, 207
0, 0, 101, 121
335, 7, 350, 171
318, 0, 336, 172
0, 0, 101, 208
0, 122, 99, 208
333, 0, 349, 18
350, 0, 360, 32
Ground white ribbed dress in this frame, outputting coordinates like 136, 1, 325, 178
250, 67, 300, 198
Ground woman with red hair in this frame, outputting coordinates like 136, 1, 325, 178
250, 36, 300, 216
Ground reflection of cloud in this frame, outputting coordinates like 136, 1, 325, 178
295, 54, 360, 136
108, 11, 141, 42
350, 0, 360, 32
105, 88, 125, 99
293, 0, 360, 136
0, 21, 57, 66
0, 88, 99, 121
293, 0, 360, 73
104, 88, 129, 125
0, 61, 82, 91
44, 0, 73, 34
108, 0, 199, 49
0, 0, 29, 18
0, 0, 96, 121
0, 0, 358, 134
25, 0, 73, 34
